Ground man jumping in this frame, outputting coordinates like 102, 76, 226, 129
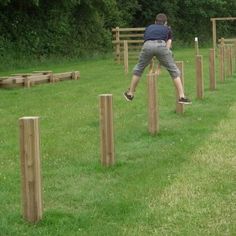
124, 13, 191, 105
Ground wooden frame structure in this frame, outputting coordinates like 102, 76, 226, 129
211, 17, 236, 49
112, 27, 144, 64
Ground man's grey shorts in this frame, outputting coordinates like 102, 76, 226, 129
133, 40, 180, 79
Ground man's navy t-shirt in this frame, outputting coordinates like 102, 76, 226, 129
144, 24, 172, 42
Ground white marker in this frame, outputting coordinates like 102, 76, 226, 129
195, 37, 198, 42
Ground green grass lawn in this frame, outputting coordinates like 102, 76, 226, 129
0, 48, 235, 235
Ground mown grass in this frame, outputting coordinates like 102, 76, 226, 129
0, 48, 235, 235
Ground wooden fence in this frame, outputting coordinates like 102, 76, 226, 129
112, 27, 145, 64
218, 38, 236, 78
0, 71, 80, 89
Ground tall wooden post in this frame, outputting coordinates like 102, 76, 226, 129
124, 40, 129, 74
99, 94, 115, 166
196, 55, 204, 99
147, 60, 159, 135
175, 61, 184, 114
19, 117, 43, 223
115, 27, 120, 64
209, 48, 216, 90
211, 19, 216, 50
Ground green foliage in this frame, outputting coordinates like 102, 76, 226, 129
133, 0, 236, 42
0, 0, 235, 63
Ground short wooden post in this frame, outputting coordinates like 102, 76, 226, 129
71, 71, 80, 80
19, 117, 43, 223
195, 37, 199, 55
196, 55, 204, 99
124, 40, 129, 74
49, 72, 55, 83
175, 61, 184, 114
147, 60, 159, 135
22, 75, 31, 88
209, 48, 216, 90
99, 94, 115, 166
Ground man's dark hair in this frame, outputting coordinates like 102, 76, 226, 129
155, 13, 167, 25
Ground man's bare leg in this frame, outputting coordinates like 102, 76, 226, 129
127, 74, 140, 96
173, 76, 192, 104
172, 76, 185, 98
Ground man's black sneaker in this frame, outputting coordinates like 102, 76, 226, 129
123, 91, 134, 101
178, 97, 192, 104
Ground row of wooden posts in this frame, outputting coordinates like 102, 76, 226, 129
17, 59, 192, 223
19, 96, 115, 223
18, 38, 236, 224
195, 37, 236, 100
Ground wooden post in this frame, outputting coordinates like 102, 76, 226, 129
219, 44, 225, 82
195, 37, 199, 55
229, 45, 233, 76
147, 60, 159, 135
115, 27, 120, 64
196, 55, 204, 99
124, 40, 129, 74
99, 94, 115, 166
19, 117, 43, 223
175, 61, 184, 114
72, 71, 80, 80
234, 41, 236, 72
209, 48, 216, 90
233, 43, 236, 73
49, 72, 54, 83
22, 75, 31, 88
225, 46, 230, 77
211, 19, 216, 50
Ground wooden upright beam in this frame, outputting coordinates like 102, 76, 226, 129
147, 60, 159, 135
115, 27, 120, 64
209, 49, 216, 90
124, 40, 129, 74
19, 117, 43, 223
99, 94, 115, 166
212, 19, 216, 50
196, 55, 204, 99
219, 38, 225, 82
234, 41, 236, 72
